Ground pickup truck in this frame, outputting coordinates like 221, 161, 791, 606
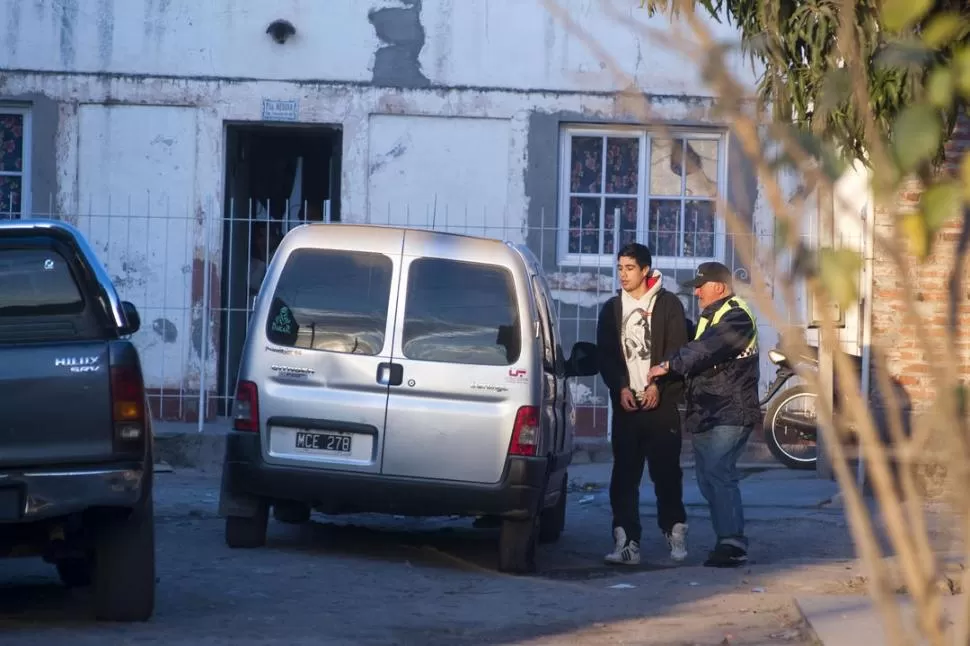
0, 219, 155, 622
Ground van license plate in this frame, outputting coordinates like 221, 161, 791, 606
294, 431, 352, 454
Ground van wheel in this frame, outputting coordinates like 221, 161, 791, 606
225, 503, 269, 548
498, 515, 539, 574
539, 473, 567, 544
92, 492, 156, 622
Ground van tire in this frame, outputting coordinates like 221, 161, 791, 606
225, 504, 269, 549
539, 473, 567, 544
92, 491, 156, 622
498, 515, 539, 574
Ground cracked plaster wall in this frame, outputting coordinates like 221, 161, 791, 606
1, 0, 789, 410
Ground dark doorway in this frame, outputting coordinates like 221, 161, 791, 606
217, 123, 343, 415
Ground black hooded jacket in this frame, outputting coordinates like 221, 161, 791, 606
595, 287, 689, 426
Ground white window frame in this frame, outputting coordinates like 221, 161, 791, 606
556, 125, 728, 269
0, 105, 32, 219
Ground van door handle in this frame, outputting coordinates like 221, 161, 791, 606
377, 362, 404, 386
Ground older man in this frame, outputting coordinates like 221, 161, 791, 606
647, 261, 760, 568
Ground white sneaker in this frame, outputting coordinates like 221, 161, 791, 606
667, 522, 688, 562
605, 527, 640, 566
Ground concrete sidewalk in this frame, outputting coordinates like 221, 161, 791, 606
796, 594, 966, 645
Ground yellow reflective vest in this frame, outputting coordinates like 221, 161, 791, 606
693, 296, 758, 360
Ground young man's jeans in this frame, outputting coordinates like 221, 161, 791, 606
691, 425, 753, 550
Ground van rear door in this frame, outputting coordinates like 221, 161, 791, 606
380, 232, 533, 484
255, 228, 403, 475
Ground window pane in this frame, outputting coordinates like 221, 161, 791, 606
0, 249, 83, 316
0, 114, 23, 173
647, 199, 681, 257
605, 137, 639, 195
683, 200, 716, 257
684, 139, 719, 197
0, 176, 21, 219
567, 196, 602, 254
402, 258, 521, 366
265, 249, 393, 355
649, 138, 683, 196
569, 136, 602, 193
604, 198, 637, 255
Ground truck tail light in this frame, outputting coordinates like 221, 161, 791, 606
233, 380, 260, 433
110, 364, 146, 450
509, 406, 539, 457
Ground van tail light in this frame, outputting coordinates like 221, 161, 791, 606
509, 406, 539, 457
233, 380, 260, 433
110, 364, 146, 452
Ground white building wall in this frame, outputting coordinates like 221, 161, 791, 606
1, 0, 807, 422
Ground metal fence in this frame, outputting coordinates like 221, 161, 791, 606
9, 195, 858, 436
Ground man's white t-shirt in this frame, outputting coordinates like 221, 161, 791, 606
620, 271, 664, 396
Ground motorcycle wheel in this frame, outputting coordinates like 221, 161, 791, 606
764, 386, 818, 470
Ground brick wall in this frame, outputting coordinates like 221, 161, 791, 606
870, 110, 970, 411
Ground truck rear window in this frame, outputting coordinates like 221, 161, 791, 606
264, 248, 394, 356
0, 248, 84, 316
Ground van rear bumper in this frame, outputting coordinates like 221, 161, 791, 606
219, 431, 548, 520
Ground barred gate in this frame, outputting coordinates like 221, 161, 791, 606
15, 194, 836, 438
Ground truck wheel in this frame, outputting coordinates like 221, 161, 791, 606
538, 473, 567, 544
498, 515, 539, 574
225, 502, 269, 548
273, 502, 310, 524
56, 555, 93, 588
92, 491, 156, 622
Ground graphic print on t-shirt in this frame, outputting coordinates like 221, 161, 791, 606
622, 308, 651, 362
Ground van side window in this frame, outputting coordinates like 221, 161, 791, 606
264, 248, 393, 356
531, 275, 557, 372
402, 258, 521, 366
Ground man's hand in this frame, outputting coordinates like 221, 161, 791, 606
641, 384, 659, 410
619, 387, 638, 412
647, 362, 669, 383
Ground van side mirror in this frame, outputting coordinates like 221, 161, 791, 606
565, 341, 598, 378
120, 300, 141, 336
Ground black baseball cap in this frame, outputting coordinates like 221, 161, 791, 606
680, 261, 733, 289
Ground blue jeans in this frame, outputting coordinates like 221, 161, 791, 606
692, 425, 753, 550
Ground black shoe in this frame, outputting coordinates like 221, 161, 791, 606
703, 543, 747, 568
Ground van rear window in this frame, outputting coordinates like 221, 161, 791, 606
402, 258, 521, 366
0, 248, 84, 316
265, 248, 393, 356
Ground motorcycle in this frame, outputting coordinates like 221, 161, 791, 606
761, 344, 913, 470
759, 345, 823, 469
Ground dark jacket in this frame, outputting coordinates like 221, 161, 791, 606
596, 288, 689, 426
667, 295, 761, 434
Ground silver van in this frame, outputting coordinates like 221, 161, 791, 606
218, 224, 598, 573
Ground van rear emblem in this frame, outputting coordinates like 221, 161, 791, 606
271, 365, 314, 377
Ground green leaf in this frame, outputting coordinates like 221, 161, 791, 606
955, 47, 970, 97
891, 103, 943, 172
899, 211, 931, 260
818, 68, 853, 114
818, 249, 862, 309
961, 155, 970, 201
926, 67, 955, 108
881, 0, 933, 32
920, 11, 967, 48
920, 180, 964, 231
875, 39, 934, 70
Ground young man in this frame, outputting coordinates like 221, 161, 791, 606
596, 243, 690, 566
647, 261, 760, 568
